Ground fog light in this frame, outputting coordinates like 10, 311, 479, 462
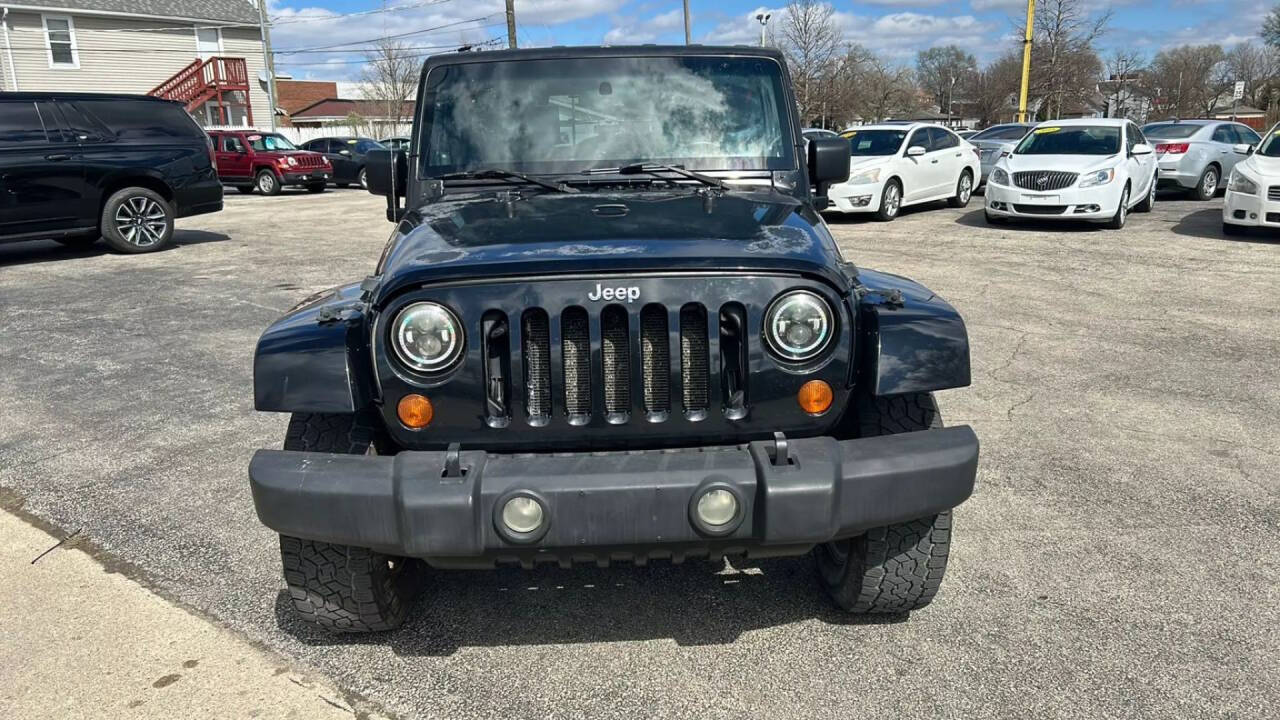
797, 380, 833, 415
397, 394, 433, 428
501, 496, 544, 534
696, 489, 737, 527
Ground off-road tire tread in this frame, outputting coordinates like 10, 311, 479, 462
282, 412, 375, 454
279, 536, 411, 632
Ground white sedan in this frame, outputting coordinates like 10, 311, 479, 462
1222, 125, 1280, 235
825, 123, 981, 221
983, 118, 1158, 229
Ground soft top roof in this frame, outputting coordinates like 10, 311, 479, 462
420, 44, 786, 72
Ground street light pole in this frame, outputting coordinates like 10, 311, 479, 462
683, 0, 691, 45
505, 0, 517, 49
256, 0, 277, 131
755, 12, 771, 47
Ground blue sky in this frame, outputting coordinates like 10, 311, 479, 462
265, 0, 1274, 80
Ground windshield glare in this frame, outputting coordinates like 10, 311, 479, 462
843, 129, 907, 156
1014, 126, 1121, 155
1142, 124, 1201, 139
422, 56, 793, 175
248, 133, 297, 151
972, 125, 1030, 141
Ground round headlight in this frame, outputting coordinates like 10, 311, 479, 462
392, 302, 463, 372
764, 290, 833, 362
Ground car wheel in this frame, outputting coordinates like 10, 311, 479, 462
1194, 165, 1219, 201
278, 412, 421, 633
100, 188, 174, 254
256, 169, 282, 196
874, 180, 901, 221
815, 393, 954, 614
947, 170, 973, 208
306, 183, 326, 193
1104, 185, 1130, 229
1135, 175, 1156, 213
1222, 221, 1247, 236
358, 167, 369, 190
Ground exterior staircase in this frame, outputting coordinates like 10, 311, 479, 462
149, 56, 253, 126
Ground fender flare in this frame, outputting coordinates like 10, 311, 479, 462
855, 268, 971, 396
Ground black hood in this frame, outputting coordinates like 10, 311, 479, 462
372, 188, 848, 304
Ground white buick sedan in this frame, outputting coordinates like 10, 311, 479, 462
984, 118, 1158, 229
1222, 125, 1280, 235
825, 123, 981, 221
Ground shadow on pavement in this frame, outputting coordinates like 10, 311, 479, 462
820, 200, 950, 225
274, 555, 908, 656
0, 229, 230, 268
1171, 207, 1280, 244
952, 208, 1104, 232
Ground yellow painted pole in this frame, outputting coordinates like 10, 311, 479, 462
1017, 0, 1035, 123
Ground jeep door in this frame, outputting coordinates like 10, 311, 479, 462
0, 99, 90, 240
216, 133, 253, 182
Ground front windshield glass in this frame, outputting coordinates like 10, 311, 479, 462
1255, 127, 1280, 156
1142, 124, 1201, 139
421, 56, 794, 175
842, 129, 907, 156
247, 133, 297, 151
972, 125, 1030, 141
1014, 126, 1121, 155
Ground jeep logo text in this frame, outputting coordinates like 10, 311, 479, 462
588, 283, 640, 303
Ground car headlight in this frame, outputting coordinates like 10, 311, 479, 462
848, 167, 881, 185
990, 167, 1010, 186
1078, 168, 1115, 188
287, 156, 298, 167
391, 302, 464, 372
764, 290, 833, 362
1228, 170, 1258, 195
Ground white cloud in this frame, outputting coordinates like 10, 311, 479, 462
603, 8, 685, 45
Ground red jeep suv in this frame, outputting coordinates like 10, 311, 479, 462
209, 130, 331, 195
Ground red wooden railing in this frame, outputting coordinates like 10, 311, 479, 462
149, 57, 252, 125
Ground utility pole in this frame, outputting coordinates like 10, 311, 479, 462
505, 0, 517, 49
683, 0, 691, 45
256, 0, 277, 131
1017, 0, 1035, 123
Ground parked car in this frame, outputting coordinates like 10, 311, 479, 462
297, 136, 386, 188
209, 130, 331, 195
956, 129, 977, 140
825, 123, 981, 220
1141, 119, 1262, 200
381, 136, 412, 151
967, 123, 1035, 186
984, 119, 1158, 228
0, 92, 221, 253
248, 45, 978, 633
802, 128, 837, 142
1222, 124, 1280, 235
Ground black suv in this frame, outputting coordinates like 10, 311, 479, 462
297, 136, 386, 189
249, 46, 978, 632
0, 93, 222, 253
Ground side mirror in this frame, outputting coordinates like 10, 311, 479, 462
906, 145, 927, 157
808, 136, 850, 208
1131, 143, 1153, 156
1233, 143, 1254, 155
366, 149, 408, 220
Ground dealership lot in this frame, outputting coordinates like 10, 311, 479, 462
1, 190, 1276, 718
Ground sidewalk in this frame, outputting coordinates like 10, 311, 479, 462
0, 508, 388, 719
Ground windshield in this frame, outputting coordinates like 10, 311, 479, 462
1014, 126, 1121, 155
1255, 128, 1280, 157
1142, 124, 1201, 139
972, 125, 1030, 141
247, 133, 297, 151
421, 56, 793, 175
842, 129, 907, 156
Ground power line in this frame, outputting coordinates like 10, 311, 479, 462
274, 15, 495, 54
270, 0, 461, 26
275, 38, 503, 67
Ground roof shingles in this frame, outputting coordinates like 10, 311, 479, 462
7, 0, 259, 24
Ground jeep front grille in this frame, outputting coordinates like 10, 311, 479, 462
640, 305, 670, 416
1013, 170, 1078, 191
679, 305, 709, 416
561, 307, 590, 420
601, 306, 630, 417
521, 310, 551, 422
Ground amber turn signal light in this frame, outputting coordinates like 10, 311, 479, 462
797, 380, 833, 415
397, 394, 433, 429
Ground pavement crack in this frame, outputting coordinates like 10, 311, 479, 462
1007, 391, 1036, 421
987, 330, 1030, 383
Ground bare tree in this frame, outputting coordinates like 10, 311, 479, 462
1105, 49, 1146, 120
780, 0, 841, 124
359, 38, 419, 128
966, 53, 1023, 126
1142, 44, 1229, 118
916, 45, 977, 116
855, 59, 920, 123
1225, 42, 1280, 110
1027, 0, 1110, 119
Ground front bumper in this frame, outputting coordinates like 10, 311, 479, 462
984, 180, 1120, 220
249, 426, 979, 567
1222, 188, 1280, 227
826, 180, 883, 213
281, 170, 331, 185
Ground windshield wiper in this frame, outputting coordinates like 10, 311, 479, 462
580, 163, 727, 190
434, 169, 578, 193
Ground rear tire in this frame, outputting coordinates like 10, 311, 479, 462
1193, 165, 1219, 201
278, 412, 417, 633
100, 187, 174, 253
815, 393, 954, 614
357, 167, 369, 190
947, 170, 973, 208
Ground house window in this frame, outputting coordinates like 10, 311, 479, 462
196, 27, 222, 59
43, 15, 78, 68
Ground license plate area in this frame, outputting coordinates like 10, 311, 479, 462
1020, 194, 1060, 204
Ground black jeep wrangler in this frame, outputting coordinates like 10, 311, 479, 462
249, 46, 978, 632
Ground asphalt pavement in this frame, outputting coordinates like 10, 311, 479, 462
1, 186, 1276, 719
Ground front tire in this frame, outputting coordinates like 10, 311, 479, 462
875, 180, 902, 221
815, 393, 954, 614
256, 169, 282, 196
1134, 175, 1156, 213
947, 170, 973, 208
278, 412, 417, 633
1103, 185, 1130, 230
101, 187, 174, 253
357, 167, 369, 190
1193, 165, 1219, 201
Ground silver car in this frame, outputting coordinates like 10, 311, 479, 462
1141, 120, 1262, 200
968, 123, 1035, 185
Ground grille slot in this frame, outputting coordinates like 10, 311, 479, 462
601, 305, 630, 419
640, 305, 670, 417
562, 307, 591, 420
521, 310, 551, 422
1013, 170, 1079, 191
680, 304, 710, 416
1013, 204, 1068, 215
1268, 186, 1280, 201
